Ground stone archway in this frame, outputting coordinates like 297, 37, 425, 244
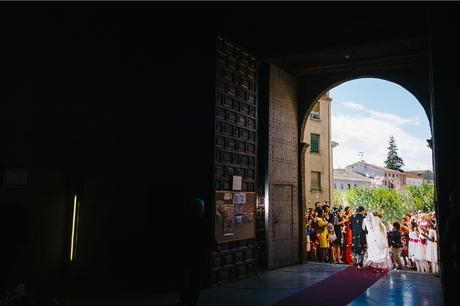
297, 74, 435, 264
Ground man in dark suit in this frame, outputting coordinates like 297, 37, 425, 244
349, 206, 367, 268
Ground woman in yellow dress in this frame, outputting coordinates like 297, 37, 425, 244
315, 209, 329, 262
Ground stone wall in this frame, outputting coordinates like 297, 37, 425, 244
302, 94, 332, 208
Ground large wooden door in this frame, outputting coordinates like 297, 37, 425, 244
211, 36, 258, 285
270, 184, 295, 267
266, 63, 299, 269
214, 36, 257, 193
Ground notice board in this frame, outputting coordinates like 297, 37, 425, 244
215, 191, 256, 243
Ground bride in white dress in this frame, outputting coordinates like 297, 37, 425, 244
362, 211, 393, 269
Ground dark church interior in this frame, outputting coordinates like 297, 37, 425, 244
1, 2, 459, 306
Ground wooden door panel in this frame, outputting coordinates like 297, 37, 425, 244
270, 184, 295, 268
267, 64, 299, 269
211, 36, 258, 285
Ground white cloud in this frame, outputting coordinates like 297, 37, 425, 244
332, 113, 433, 171
342, 101, 366, 111
341, 101, 420, 126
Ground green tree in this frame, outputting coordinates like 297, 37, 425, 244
342, 186, 408, 226
404, 182, 435, 213
340, 183, 435, 226
384, 135, 404, 171
333, 190, 344, 207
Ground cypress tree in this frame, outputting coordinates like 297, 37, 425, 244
384, 135, 404, 170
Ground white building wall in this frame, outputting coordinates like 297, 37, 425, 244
406, 177, 423, 186
333, 178, 372, 193
345, 162, 385, 179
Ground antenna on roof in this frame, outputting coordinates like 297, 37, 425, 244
358, 152, 364, 162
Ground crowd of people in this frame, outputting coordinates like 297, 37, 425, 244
304, 202, 439, 274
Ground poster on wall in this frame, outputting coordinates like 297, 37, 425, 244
232, 175, 242, 191
257, 196, 264, 208
235, 215, 243, 224
216, 203, 224, 224
224, 192, 233, 204
233, 193, 246, 204
223, 204, 234, 236
234, 205, 242, 215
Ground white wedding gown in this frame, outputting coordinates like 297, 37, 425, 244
362, 212, 393, 269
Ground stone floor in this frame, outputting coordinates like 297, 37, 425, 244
349, 269, 443, 306
63, 262, 443, 306
195, 263, 344, 306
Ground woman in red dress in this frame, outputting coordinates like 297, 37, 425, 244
343, 206, 353, 264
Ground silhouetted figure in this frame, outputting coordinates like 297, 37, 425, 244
443, 189, 460, 280
0, 201, 30, 292
180, 198, 218, 306
350, 206, 367, 268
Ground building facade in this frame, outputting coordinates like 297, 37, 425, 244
345, 161, 404, 189
333, 168, 372, 193
303, 92, 333, 208
404, 170, 434, 186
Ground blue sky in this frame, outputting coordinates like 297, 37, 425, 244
330, 78, 433, 170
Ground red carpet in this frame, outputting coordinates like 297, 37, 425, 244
272, 267, 388, 306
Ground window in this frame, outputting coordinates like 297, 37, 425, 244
385, 173, 387, 177
354, 184, 357, 188
385, 181, 387, 186
310, 133, 320, 153
347, 184, 351, 189
310, 102, 320, 119
311, 171, 321, 190
334, 183, 337, 189
341, 184, 344, 189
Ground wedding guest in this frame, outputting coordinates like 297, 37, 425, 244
327, 223, 338, 263
311, 235, 319, 262
408, 221, 420, 271
388, 222, 403, 270
431, 212, 437, 229
342, 206, 353, 264
323, 204, 334, 225
423, 221, 438, 274
323, 204, 334, 262
409, 221, 428, 272
333, 208, 346, 264
314, 202, 322, 218
305, 209, 313, 261
416, 225, 429, 273
401, 213, 412, 268
309, 210, 319, 261
350, 206, 367, 268
315, 208, 329, 262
